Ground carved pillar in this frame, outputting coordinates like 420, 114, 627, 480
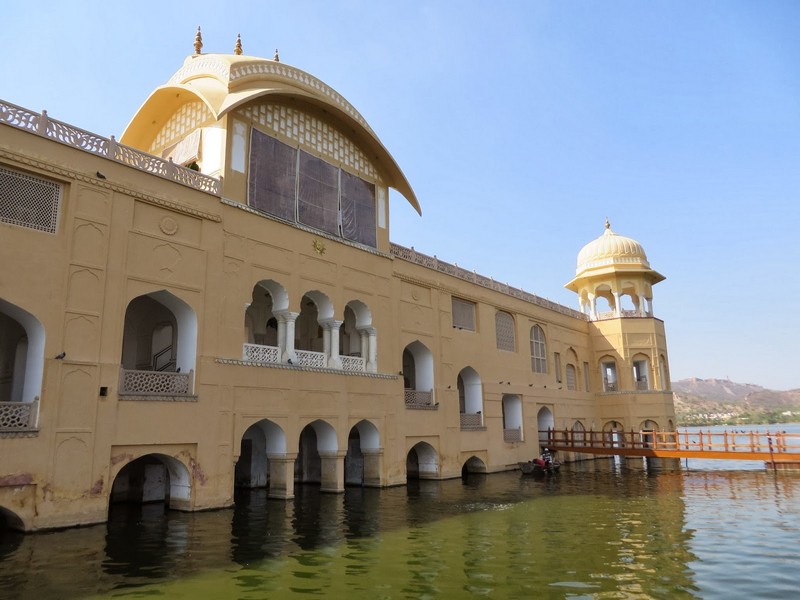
322, 319, 343, 369
275, 310, 298, 363
639, 295, 647, 316
319, 451, 346, 493
362, 448, 383, 487
588, 293, 597, 320
646, 298, 654, 316
366, 327, 377, 372
267, 453, 296, 499
612, 291, 621, 317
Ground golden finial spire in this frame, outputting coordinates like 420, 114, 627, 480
194, 26, 203, 55
605, 217, 611, 230
234, 33, 243, 55
274, 48, 280, 62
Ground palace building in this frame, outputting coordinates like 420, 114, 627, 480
0, 34, 675, 531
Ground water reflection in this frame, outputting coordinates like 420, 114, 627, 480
1, 464, 799, 599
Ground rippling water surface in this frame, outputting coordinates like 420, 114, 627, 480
2, 451, 800, 599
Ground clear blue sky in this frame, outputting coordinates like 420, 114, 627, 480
2, 1, 799, 389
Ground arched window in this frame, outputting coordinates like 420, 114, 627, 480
495, 311, 515, 351
601, 358, 618, 392
565, 364, 577, 390
530, 325, 547, 374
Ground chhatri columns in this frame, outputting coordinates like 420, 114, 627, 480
565, 220, 665, 321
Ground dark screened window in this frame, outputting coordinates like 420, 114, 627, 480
341, 170, 376, 246
248, 129, 296, 221
247, 128, 378, 248
298, 150, 339, 235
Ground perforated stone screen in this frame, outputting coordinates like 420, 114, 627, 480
495, 311, 516, 351
0, 166, 61, 233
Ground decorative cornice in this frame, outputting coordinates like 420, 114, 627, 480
0, 147, 222, 223
215, 357, 398, 379
229, 62, 374, 134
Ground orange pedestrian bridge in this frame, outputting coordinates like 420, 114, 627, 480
543, 428, 800, 468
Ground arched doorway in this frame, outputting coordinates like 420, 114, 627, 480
406, 442, 438, 481
120, 291, 197, 396
402, 341, 434, 407
295, 420, 341, 492
0, 298, 45, 428
345, 420, 381, 486
109, 454, 191, 511
461, 455, 487, 477
235, 419, 287, 490
537, 406, 555, 451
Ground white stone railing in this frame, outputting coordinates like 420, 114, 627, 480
120, 368, 193, 396
594, 309, 651, 321
0, 99, 221, 195
503, 427, 522, 442
460, 413, 484, 430
391, 243, 586, 320
294, 350, 327, 368
243, 343, 280, 364
340, 355, 366, 372
0, 399, 38, 430
405, 389, 435, 408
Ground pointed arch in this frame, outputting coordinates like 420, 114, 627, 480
0, 298, 45, 405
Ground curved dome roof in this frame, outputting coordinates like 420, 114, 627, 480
121, 52, 420, 214
576, 221, 650, 272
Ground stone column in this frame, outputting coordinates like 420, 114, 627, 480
588, 293, 597, 320
275, 311, 298, 363
646, 298, 654, 316
612, 291, 621, 317
366, 327, 377, 372
267, 452, 296, 499
639, 295, 647, 316
362, 448, 383, 487
319, 451, 346, 493
323, 319, 343, 369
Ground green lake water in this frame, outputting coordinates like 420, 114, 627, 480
2, 432, 800, 599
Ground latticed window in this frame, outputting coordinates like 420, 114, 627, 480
495, 311, 515, 351
530, 325, 547, 373
0, 166, 61, 234
566, 364, 577, 390
452, 297, 476, 331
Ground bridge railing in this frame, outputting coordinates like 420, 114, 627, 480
543, 428, 800, 455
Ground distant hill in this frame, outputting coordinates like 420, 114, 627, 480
671, 378, 800, 426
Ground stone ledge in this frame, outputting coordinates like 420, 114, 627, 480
118, 395, 199, 402
0, 429, 39, 438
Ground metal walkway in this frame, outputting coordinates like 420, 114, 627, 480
543, 429, 800, 464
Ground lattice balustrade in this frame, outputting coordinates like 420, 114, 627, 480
294, 350, 327, 368
503, 428, 523, 443
404, 389, 434, 408
460, 413, 484, 429
340, 355, 365, 372
0, 99, 221, 195
48, 119, 108, 155
120, 369, 192, 395
243, 343, 280, 363
0, 401, 37, 430
0, 101, 39, 132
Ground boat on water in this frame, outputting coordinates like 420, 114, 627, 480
519, 448, 560, 475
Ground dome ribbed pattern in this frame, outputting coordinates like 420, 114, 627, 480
576, 227, 650, 273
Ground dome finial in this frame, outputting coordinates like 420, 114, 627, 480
274, 48, 280, 62
194, 26, 203, 55
234, 33, 243, 55
605, 217, 611, 230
